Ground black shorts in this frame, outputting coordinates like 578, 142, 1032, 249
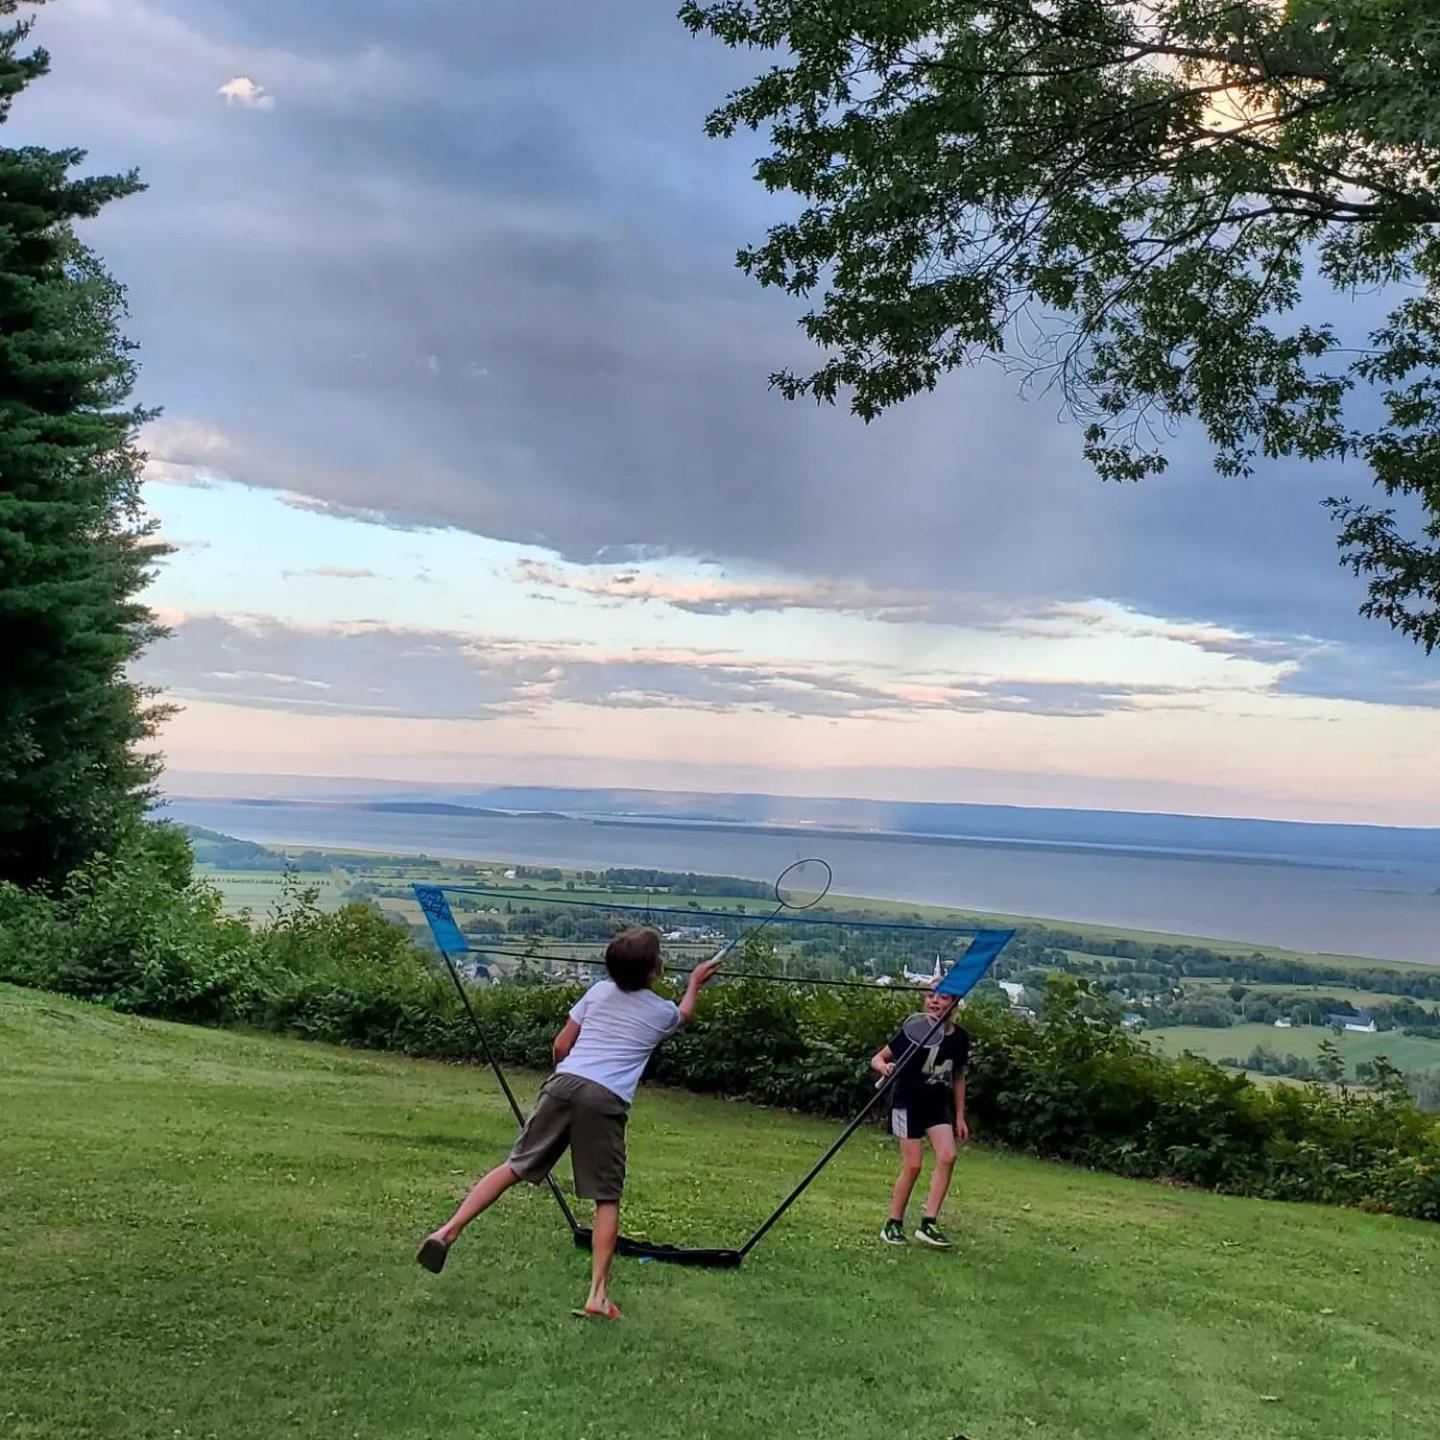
889, 1087, 954, 1140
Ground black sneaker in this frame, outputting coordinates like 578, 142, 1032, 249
880, 1219, 907, 1246
914, 1218, 952, 1249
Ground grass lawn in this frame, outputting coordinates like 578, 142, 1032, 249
4, 986, 1439, 1440
1146, 1022, 1440, 1075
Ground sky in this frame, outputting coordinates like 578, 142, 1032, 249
17, 0, 1440, 825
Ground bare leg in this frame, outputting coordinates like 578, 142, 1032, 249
585, 1201, 619, 1312
429, 1163, 522, 1246
889, 1140, 925, 1221
921, 1127, 956, 1221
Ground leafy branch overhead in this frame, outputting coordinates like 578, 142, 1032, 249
681, 0, 1440, 649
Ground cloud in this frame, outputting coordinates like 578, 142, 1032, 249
1032, 602, 1321, 666
275, 491, 425, 529
142, 420, 238, 487
280, 565, 378, 580
137, 616, 520, 718
209, 670, 329, 690
30, 0, 1438, 713
1274, 646, 1440, 710
216, 75, 274, 110
134, 615, 1195, 724
516, 560, 1333, 685
515, 560, 1006, 626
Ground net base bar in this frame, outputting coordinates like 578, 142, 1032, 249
573, 1227, 743, 1270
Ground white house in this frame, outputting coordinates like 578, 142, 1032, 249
998, 980, 1026, 1005
1329, 1012, 1378, 1034
1274, 1017, 1293, 1028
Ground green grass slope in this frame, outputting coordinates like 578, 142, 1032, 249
2, 984, 1437, 1440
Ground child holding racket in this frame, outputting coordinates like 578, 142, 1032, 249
417, 927, 720, 1319
871, 989, 970, 1248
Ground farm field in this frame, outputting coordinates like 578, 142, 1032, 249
1181, 979, 1440, 1012
1146, 1022, 1440, 1077
196, 868, 348, 914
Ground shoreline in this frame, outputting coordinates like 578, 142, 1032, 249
198, 833, 1426, 973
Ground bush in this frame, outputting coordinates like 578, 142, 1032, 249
0, 826, 256, 1023
4, 830, 1439, 1223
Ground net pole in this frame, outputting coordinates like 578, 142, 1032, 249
438, 950, 579, 1234
737, 1012, 948, 1259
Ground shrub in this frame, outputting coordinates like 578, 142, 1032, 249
0, 826, 256, 1023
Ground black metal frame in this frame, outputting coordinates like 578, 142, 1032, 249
573, 1228, 743, 1269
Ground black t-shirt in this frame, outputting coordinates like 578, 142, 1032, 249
888, 1022, 970, 1108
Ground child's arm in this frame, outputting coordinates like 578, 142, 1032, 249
954, 1074, 969, 1141
870, 1043, 895, 1081
676, 959, 721, 1026
552, 1018, 581, 1066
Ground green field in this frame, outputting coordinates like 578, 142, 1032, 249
198, 868, 348, 914
1182, 979, 1440, 1012
3, 984, 1439, 1440
1147, 1023, 1440, 1076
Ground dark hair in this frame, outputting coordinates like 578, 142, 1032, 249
605, 927, 661, 992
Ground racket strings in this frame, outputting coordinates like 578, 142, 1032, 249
774, 857, 832, 910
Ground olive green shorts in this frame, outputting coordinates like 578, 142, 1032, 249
507, 1073, 629, 1202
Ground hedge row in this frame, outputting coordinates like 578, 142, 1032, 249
3, 826, 1437, 1221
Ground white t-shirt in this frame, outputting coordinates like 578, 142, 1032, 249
555, 979, 682, 1103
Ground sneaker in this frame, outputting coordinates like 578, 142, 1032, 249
914, 1218, 952, 1249
880, 1219, 908, 1246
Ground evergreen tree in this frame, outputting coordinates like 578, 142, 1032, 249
0, 1, 166, 890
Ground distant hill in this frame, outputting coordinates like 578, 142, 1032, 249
162, 776, 1440, 867
450, 787, 1440, 866
184, 826, 285, 869
225, 798, 568, 821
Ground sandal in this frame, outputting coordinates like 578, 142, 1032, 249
571, 1300, 623, 1321
416, 1237, 451, 1274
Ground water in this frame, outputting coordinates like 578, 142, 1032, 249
164, 799, 1440, 964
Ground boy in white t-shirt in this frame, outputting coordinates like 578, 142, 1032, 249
417, 927, 719, 1318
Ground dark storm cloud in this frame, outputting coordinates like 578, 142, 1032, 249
23, 1, 1435, 696
138, 617, 1185, 723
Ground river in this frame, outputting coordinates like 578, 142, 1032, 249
163, 799, 1440, 964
